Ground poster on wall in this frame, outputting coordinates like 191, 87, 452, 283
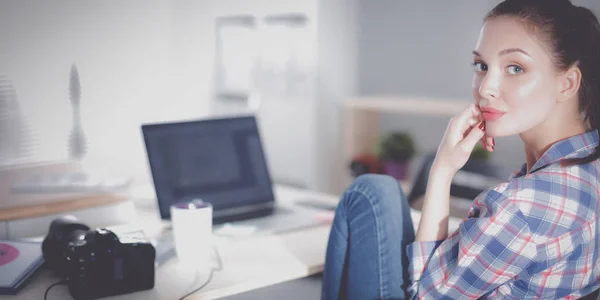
257, 13, 313, 99
214, 15, 258, 104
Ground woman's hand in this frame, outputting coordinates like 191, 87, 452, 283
433, 103, 486, 176
480, 128, 495, 152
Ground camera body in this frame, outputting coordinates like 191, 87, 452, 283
42, 216, 155, 300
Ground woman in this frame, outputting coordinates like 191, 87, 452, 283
322, 0, 600, 299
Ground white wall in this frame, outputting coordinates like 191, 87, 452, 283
0, 0, 344, 193
198, 0, 321, 190
0, 0, 214, 183
201, 0, 359, 193
315, 0, 358, 193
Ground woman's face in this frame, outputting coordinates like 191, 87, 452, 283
472, 16, 561, 137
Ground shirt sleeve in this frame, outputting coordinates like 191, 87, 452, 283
406, 194, 538, 300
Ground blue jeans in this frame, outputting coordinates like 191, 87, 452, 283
321, 174, 416, 300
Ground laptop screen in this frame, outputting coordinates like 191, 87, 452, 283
141, 116, 275, 220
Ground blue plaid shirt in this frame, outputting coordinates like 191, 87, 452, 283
407, 129, 600, 299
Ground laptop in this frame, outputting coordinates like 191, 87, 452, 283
141, 115, 328, 236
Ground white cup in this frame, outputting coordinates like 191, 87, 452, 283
170, 199, 213, 268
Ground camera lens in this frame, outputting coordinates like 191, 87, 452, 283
42, 216, 90, 277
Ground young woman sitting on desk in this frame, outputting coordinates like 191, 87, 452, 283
322, 0, 600, 299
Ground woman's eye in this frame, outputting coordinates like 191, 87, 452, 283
472, 62, 487, 72
507, 65, 523, 75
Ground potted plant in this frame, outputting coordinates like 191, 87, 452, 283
376, 132, 416, 180
348, 153, 384, 178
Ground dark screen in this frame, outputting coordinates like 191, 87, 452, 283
142, 116, 275, 219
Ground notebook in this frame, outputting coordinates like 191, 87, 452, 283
0, 240, 44, 295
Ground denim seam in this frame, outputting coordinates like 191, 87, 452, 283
351, 187, 387, 299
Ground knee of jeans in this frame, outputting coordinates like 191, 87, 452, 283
346, 174, 402, 206
352, 173, 397, 189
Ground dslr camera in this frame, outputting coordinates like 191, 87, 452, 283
42, 216, 156, 300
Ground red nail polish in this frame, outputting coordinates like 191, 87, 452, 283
478, 122, 485, 131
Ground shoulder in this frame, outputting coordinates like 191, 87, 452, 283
471, 160, 600, 241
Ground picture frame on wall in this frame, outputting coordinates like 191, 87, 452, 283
214, 15, 258, 104
258, 13, 312, 99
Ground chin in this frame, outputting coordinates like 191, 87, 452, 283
485, 123, 515, 137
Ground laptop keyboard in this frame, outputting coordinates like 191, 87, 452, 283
213, 206, 326, 237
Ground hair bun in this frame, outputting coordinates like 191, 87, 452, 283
576, 6, 598, 20
573, 5, 600, 31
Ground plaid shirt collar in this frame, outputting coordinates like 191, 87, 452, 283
513, 129, 599, 178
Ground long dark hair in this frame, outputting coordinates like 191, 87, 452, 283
486, 0, 600, 165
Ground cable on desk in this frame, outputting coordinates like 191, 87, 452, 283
178, 268, 216, 300
179, 246, 223, 300
44, 279, 68, 300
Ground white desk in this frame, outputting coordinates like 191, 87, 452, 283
0, 184, 463, 300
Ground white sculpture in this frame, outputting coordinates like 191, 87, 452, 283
67, 64, 87, 160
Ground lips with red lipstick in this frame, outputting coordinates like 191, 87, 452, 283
480, 106, 506, 121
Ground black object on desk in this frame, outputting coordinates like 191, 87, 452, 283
407, 153, 513, 204
41, 216, 155, 300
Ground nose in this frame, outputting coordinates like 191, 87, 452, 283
478, 72, 500, 100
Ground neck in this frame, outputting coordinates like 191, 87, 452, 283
520, 111, 587, 173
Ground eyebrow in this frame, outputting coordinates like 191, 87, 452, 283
472, 48, 532, 59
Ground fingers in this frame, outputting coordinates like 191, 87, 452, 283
460, 121, 486, 153
486, 136, 495, 151
467, 116, 480, 127
451, 104, 481, 137
479, 134, 495, 152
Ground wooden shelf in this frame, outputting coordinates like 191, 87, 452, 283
0, 193, 129, 221
336, 96, 471, 194
345, 96, 471, 116
0, 161, 131, 221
